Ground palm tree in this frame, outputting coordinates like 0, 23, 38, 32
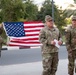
74, 0, 76, 4
63, 3, 76, 17
63, 0, 76, 18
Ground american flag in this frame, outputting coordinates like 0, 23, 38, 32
3, 21, 44, 47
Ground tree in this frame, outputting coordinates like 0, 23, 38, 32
0, 11, 3, 23
0, 0, 24, 22
37, 0, 66, 31
63, 0, 76, 18
74, 0, 76, 4
0, 0, 25, 40
63, 4, 76, 18
24, 0, 38, 21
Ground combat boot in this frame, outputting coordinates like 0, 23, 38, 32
69, 73, 73, 75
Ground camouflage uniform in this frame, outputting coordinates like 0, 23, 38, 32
39, 16, 62, 75
0, 24, 6, 57
0, 36, 6, 57
65, 16, 76, 75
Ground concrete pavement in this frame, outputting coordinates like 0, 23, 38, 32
0, 46, 76, 75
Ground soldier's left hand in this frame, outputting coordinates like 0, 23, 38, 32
51, 41, 56, 45
58, 41, 62, 45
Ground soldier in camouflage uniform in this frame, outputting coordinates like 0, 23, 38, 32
0, 24, 6, 57
39, 15, 62, 75
65, 16, 76, 75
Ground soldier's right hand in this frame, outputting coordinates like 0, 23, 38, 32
51, 41, 56, 45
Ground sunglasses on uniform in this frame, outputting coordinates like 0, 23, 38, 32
48, 20, 53, 22
72, 19, 76, 21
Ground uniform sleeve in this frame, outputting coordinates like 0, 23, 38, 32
0, 37, 6, 45
39, 29, 48, 45
65, 29, 71, 50
55, 28, 63, 43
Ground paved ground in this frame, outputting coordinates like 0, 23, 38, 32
0, 46, 76, 75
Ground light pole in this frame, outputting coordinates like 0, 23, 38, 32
52, 0, 54, 21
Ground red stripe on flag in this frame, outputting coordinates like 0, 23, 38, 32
10, 40, 40, 44
12, 37, 39, 41
24, 21, 43, 24
24, 25, 44, 28
24, 29, 40, 32
7, 21, 44, 47
25, 34, 39, 36
9, 44, 20, 46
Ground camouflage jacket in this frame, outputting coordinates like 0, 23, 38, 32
65, 25, 76, 50
39, 26, 62, 53
0, 36, 6, 49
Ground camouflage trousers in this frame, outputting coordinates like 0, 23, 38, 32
68, 50, 76, 75
0, 49, 1, 57
42, 52, 58, 75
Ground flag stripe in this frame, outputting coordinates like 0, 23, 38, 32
9, 42, 42, 46
10, 36, 39, 39
25, 34, 39, 36
11, 37, 39, 40
24, 27, 43, 30
10, 40, 40, 44
11, 39, 39, 42
24, 25, 44, 28
3, 21, 44, 47
24, 29, 40, 32
25, 32, 39, 34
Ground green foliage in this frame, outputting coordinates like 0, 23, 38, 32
0, 0, 69, 38
37, 0, 52, 22
74, 0, 76, 3
63, 4, 76, 18
62, 35, 66, 43
65, 18, 71, 24
37, 0, 66, 30
0, 11, 3, 23
0, 0, 24, 22
24, 0, 38, 21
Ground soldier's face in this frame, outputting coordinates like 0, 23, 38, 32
46, 20, 53, 28
72, 19, 76, 27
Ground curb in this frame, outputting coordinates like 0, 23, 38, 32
1, 44, 66, 50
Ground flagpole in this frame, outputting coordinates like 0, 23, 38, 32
52, 0, 54, 21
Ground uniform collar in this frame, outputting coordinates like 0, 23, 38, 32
71, 25, 76, 29
46, 26, 55, 31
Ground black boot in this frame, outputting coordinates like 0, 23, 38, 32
69, 73, 73, 75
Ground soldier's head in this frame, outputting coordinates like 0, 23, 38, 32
0, 24, 3, 35
72, 16, 76, 26
45, 15, 54, 28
